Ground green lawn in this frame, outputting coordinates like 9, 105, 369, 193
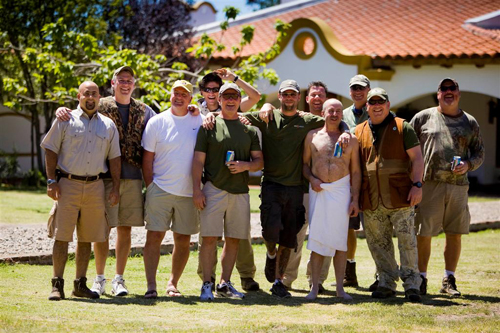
1, 230, 499, 332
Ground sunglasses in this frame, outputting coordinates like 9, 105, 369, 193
221, 93, 240, 100
117, 79, 134, 85
439, 85, 457, 92
281, 92, 298, 98
203, 87, 220, 93
368, 99, 387, 105
350, 85, 366, 91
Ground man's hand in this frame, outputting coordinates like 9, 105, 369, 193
108, 187, 119, 207
310, 177, 323, 192
47, 183, 61, 200
238, 116, 251, 125
338, 132, 352, 149
214, 68, 236, 81
407, 186, 422, 206
227, 161, 249, 174
188, 104, 200, 116
193, 188, 206, 210
55, 107, 72, 121
258, 103, 275, 123
202, 113, 216, 130
297, 111, 306, 117
453, 161, 468, 175
349, 200, 359, 217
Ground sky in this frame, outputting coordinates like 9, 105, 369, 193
210, 0, 258, 21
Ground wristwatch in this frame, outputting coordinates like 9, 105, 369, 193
233, 75, 239, 83
47, 179, 57, 186
412, 181, 422, 188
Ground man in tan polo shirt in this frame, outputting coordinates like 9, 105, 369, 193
42, 81, 121, 301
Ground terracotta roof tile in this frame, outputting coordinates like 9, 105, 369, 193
205, 0, 500, 60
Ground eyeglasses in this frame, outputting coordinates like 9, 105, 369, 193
203, 87, 220, 93
117, 79, 134, 85
82, 91, 99, 98
281, 92, 298, 98
221, 93, 240, 100
439, 85, 457, 92
350, 85, 366, 91
368, 99, 386, 105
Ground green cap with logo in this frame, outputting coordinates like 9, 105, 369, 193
367, 87, 389, 102
279, 79, 300, 93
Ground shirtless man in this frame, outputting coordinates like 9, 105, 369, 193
302, 99, 361, 300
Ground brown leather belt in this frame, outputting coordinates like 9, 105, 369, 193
58, 172, 100, 182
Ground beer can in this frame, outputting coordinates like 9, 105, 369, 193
225, 150, 235, 165
333, 142, 342, 158
451, 156, 461, 171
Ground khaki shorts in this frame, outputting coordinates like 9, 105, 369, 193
415, 181, 470, 236
200, 182, 250, 240
104, 179, 144, 227
47, 178, 109, 242
144, 182, 199, 235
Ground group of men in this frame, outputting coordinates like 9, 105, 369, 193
42, 65, 484, 303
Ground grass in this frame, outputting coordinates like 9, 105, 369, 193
1, 230, 500, 332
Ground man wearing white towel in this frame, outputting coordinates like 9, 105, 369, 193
303, 99, 361, 300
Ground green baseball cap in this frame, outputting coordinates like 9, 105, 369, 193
367, 87, 389, 101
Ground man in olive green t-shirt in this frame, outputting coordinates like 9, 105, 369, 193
193, 83, 264, 301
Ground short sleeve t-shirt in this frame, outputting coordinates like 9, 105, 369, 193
141, 109, 204, 197
244, 110, 324, 186
195, 117, 261, 194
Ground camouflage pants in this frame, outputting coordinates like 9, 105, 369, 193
364, 206, 421, 292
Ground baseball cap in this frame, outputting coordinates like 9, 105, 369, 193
349, 74, 370, 87
112, 66, 135, 80
219, 82, 241, 95
438, 77, 459, 90
279, 79, 300, 93
367, 87, 389, 101
172, 80, 193, 94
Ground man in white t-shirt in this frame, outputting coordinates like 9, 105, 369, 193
141, 80, 204, 299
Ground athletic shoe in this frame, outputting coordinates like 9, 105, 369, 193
420, 274, 428, 295
112, 277, 128, 297
371, 287, 396, 299
264, 254, 277, 283
90, 277, 106, 296
241, 277, 260, 291
271, 281, 291, 298
405, 288, 422, 302
72, 277, 99, 299
216, 281, 245, 299
440, 275, 461, 296
200, 281, 214, 301
48, 277, 65, 301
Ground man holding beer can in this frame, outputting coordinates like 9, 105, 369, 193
193, 83, 264, 301
410, 78, 484, 296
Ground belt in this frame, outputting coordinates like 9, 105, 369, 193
58, 172, 100, 182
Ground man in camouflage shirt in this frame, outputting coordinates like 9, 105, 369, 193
410, 78, 484, 296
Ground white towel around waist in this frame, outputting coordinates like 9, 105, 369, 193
307, 174, 351, 257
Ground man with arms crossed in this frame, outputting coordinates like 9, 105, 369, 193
303, 99, 361, 300
141, 80, 203, 298
43, 81, 121, 300
193, 83, 263, 300
56, 66, 157, 296
410, 78, 484, 296
355, 88, 424, 302
196, 69, 262, 291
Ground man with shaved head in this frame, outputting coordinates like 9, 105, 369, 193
302, 99, 361, 300
42, 81, 121, 300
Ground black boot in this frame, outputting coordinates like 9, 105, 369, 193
72, 277, 99, 299
48, 277, 65, 301
343, 261, 359, 287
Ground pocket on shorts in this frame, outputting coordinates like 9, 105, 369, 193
388, 173, 412, 207
295, 205, 306, 234
47, 202, 57, 238
260, 203, 272, 229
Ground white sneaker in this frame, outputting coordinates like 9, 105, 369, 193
112, 277, 128, 296
216, 281, 245, 299
91, 278, 106, 295
200, 282, 214, 301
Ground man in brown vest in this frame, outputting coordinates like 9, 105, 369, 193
355, 88, 424, 302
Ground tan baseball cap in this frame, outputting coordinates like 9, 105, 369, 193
349, 74, 370, 87
112, 66, 135, 80
367, 87, 389, 101
172, 80, 193, 94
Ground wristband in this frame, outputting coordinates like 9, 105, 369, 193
233, 75, 239, 83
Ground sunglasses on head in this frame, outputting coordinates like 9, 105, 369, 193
203, 87, 220, 93
368, 99, 386, 105
221, 93, 240, 100
350, 85, 366, 91
439, 85, 457, 92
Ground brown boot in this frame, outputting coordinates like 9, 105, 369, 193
72, 277, 99, 299
343, 261, 359, 287
48, 277, 65, 301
